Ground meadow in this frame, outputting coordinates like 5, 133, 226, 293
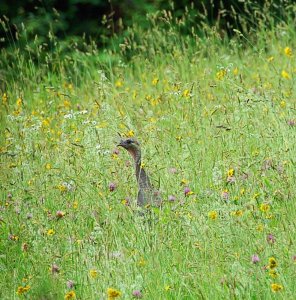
1, 7, 296, 300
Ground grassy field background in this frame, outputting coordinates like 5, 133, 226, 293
1, 6, 296, 300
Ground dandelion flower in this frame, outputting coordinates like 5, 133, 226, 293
89, 269, 98, 278
216, 69, 227, 80
16, 285, 30, 295
271, 283, 283, 292
47, 229, 55, 236
64, 290, 76, 299
251, 254, 260, 264
268, 257, 277, 269
281, 70, 290, 79
284, 47, 292, 57
260, 203, 270, 212
152, 77, 159, 85
208, 211, 218, 220
107, 288, 122, 299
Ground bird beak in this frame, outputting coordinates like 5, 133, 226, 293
117, 140, 125, 147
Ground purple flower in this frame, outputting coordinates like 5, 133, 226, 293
51, 263, 60, 274
168, 195, 176, 202
251, 254, 260, 264
287, 119, 296, 126
267, 233, 275, 244
184, 187, 191, 196
221, 190, 229, 200
66, 280, 75, 289
109, 182, 117, 192
132, 290, 143, 298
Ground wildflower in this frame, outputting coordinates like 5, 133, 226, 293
138, 257, 146, 267
271, 283, 283, 292
251, 254, 260, 264
109, 183, 117, 192
231, 210, 243, 217
169, 167, 177, 174
22, 243, 29, 252
132, 290, 143, 298
267, 234, 275, 244
152, 77, 159, 85
16, 285, 30, 295
176, 136, 182, 141
64, 290, 76, 299
260, 203, 270, 212
184, 187, 193, 196
73, 201, 78, 209
180, 178, 188, 185
45, 163, 51, 170
280, 100, 286, 108
284, 47, 292, 57
267, 56, 274, 62
182, 89, 190, 98
287, 120, 296, 126
227, 168, 235, 177
2, 92, 8, 104
64, 100, 71, 108
66, 280, 75, 289
164, 285, 172, 291
216, 69, 227, 80
268, 257, 277, 269
269, 269, 278, 278
56, 210, 66, 219
107, 287, 122, 299
9, 234, 19, 241
51, 263, 60, 274
47, 229, 55, 236
168, 195, 176, 202
115, 80, 123, 88
16, 98, 22, 107
208, 211, 218, 220
281, 70, 290, 79
221, 190, 229, 200
89, 269, 98, 278
126, 130, 134, 137
233, 67, 239, 75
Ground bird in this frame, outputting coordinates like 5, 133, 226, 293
117, 138, 161, 207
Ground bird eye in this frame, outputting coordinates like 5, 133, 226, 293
126, 139, 132, 144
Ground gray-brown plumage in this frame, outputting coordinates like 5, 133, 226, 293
118, 138, 160, 207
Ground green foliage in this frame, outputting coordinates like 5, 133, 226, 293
1, 2, 296, 299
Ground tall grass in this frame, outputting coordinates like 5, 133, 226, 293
1, 2, 296, 299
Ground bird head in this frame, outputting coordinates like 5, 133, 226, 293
117, 138, 141, 162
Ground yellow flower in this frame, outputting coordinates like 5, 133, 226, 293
269, 269, 278, 278
126, 130, 134, 137
107, 288, 121, 299
233, 67, 239, 75
281, 70, 290, 79
45, 163, 52, 170
208, 211, 218, 220
64, 100, 71, 108
42, 118, 50, 127
2, 92, 8, 104
138, 257, 146, 267
57, 184, 67, 192
227, 168, 234, 177
182, 89, 190, 98
47, 229, 55, 236
176, 136, 182, 141
271, 283, 283, 292
280, 100, 286, 108
260, 203, 270, 212
16, 285, 30, 295
115, 80, 123, 88
256, 224, 264, 232
230, 210, 243, 217
181, 178, 188, 185
267, 56, 274, 62
284, 47, 292, 57
16, 98, 22, 107
152, 77, 159, 85
216, 69, 227, 80
89, 269, 98, 278
73, 201, 78, 209
268, 257, 277, 269
164, 285, 172, 291
64, 290, 76, 299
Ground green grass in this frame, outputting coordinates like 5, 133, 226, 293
1, 8, 296, 300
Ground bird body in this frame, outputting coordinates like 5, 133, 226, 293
118, 138, 160, 207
